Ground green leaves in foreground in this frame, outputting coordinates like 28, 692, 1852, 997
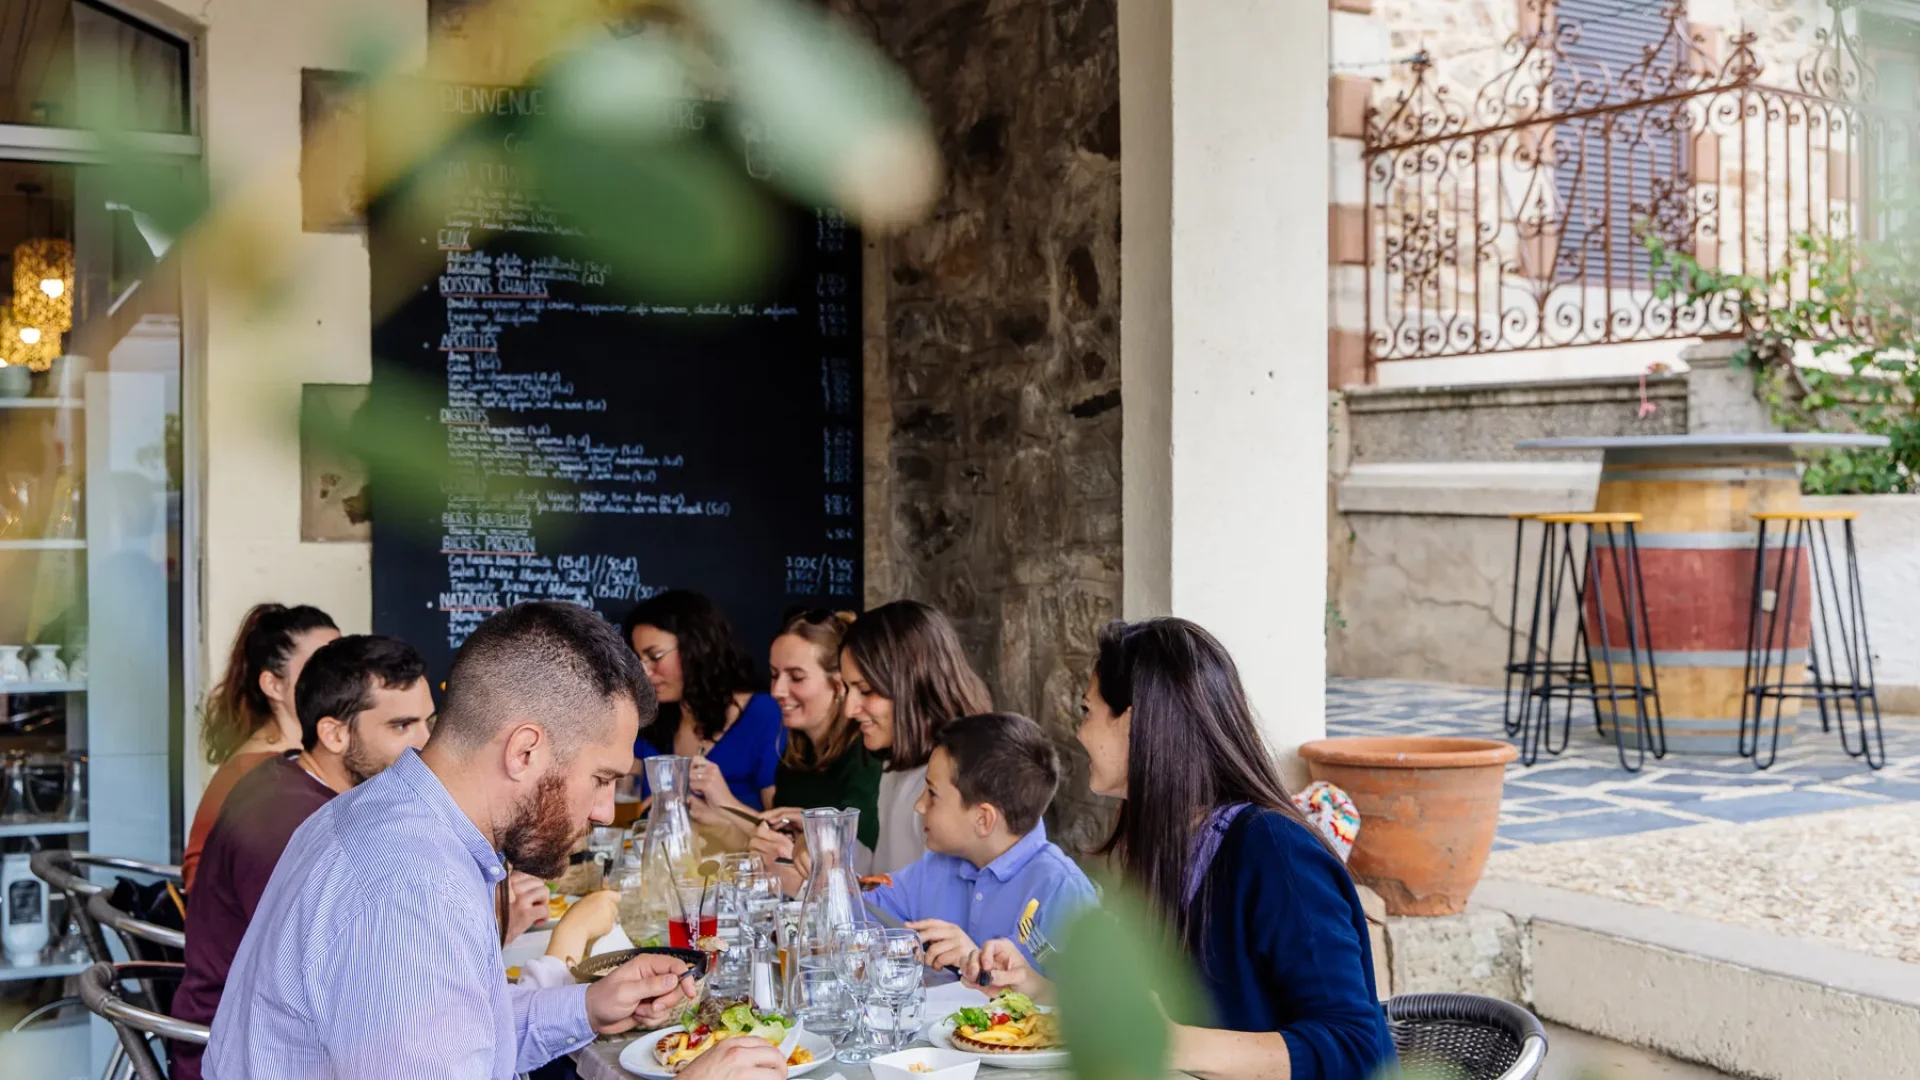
1051, 885, 1205, 1080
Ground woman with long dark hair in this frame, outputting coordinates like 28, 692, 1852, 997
965, 617, 1395, 1080
624, 590, 782, 812
184, 603, 340, 889
752, 600, 990, 882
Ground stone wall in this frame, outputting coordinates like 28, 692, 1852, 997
843, 0, 1123, 852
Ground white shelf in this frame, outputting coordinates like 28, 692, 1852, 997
0, 818, 87, 838
0, 398, 82, 410
0, 956, 89, 983
0, 681, 85, 693
0, 539, 83, 550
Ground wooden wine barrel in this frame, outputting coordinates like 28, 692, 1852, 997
1584, 444, 1810, 754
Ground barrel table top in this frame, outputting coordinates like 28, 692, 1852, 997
1516, 433, 1889, 454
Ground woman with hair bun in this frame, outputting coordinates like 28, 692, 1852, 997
184, 603, 340, 889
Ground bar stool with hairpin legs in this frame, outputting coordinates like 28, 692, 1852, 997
1504, 512, 1601, 743
1522, 513, 1666, 772
1741, 510, 1885, 771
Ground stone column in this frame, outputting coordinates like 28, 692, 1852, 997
1119, 0, 1330, 760
1682, 338, 1778, 435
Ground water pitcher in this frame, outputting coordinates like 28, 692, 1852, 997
790, 808, 862, 991
636, 755, 697, 943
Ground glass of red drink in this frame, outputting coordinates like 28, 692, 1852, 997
670, 876, 719, 949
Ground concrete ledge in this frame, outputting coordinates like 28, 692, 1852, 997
1474, 878, 1920, 1080
1345, 374, 1687, 415
1336, 461, 1599, 516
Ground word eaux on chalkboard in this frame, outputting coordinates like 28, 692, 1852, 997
369, 80, 863, 681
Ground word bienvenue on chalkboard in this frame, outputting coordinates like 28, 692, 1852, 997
370, 82, 862, 680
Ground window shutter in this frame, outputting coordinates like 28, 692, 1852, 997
1552, 0, 1686, 282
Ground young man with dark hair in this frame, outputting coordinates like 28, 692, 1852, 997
173, 634, 435, 1080
866, 711, 1097, 974
206, 602, 788, 1080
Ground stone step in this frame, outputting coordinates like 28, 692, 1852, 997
1373, 878, 1920, 1080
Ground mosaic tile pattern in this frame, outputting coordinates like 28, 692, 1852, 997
1326, 678, 1920, 847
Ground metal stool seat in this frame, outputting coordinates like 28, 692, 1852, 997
77, 961, 207, 1080
1387, 992, 1548, 1080
1514, 513, 1666, 771
1742, 510, 1885, 770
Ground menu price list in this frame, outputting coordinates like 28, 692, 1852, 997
371, 84, 862, 677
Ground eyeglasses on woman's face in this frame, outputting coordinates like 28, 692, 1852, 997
637, 645, 677, 670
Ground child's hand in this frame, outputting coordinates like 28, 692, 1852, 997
962, 938, 1049, 1001
907, 918, 977, 972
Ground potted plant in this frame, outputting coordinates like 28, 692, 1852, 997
1296, 737, 1516, 916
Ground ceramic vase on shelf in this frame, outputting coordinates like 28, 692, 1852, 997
65, 645, 86, 682
0, 647, 24, 684
26, 645, 63, 683
2, 853, 49, 962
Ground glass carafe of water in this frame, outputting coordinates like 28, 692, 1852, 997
790, 808, 862, 1002
636, 755, 697, 944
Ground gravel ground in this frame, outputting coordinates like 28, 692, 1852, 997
1484, 802, 1920, 963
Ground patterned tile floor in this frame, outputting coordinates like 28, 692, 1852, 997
1326, 678, 1920, 848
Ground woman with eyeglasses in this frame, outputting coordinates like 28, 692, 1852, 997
622, 590, 783, 813
699, 608, 882, 868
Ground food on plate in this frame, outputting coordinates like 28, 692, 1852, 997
547, 894, 572, 921
948, 991, 1062, 1052
858, 873, 893, 892
908, 1064, 934, 1073
654, 1000, 802, 1073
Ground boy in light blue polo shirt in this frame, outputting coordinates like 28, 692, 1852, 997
866, 712, 1096, 974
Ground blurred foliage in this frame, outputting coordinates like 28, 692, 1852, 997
69, 0, 939, 542
1649, 228, 1920, 495
1052, 883, 1205, 1080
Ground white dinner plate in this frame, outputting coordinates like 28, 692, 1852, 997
617, 1025, 836, 1079
922, 1018, 1072, 1071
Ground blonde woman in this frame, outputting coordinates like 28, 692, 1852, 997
702, 610, 880, 878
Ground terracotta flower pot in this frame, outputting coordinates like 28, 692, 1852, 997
1296, 736, 1517, 917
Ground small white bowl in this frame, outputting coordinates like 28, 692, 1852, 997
870, 1046, 981, 1080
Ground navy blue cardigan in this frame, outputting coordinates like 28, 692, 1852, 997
1183, 807, 1396, 1080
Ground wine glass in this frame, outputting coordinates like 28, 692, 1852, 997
872, 928, 926, 1050
830, 921, 883, 1063
793, 967, 855, 1049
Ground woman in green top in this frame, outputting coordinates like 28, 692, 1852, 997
714, 608, 881, 882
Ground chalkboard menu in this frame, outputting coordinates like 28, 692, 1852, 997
369, 82, 862, 680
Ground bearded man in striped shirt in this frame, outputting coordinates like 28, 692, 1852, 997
206, 601, 786, 1080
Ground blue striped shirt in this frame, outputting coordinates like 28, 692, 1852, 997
205, 749, 594, 1079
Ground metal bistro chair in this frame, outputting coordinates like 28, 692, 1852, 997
77, 962, 208, 1080
29, 851, 184, 967
1387, 992, 1548, 1080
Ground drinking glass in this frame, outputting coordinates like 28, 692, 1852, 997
671, 876, 720, 949
587, 826, 624, 888
830, 921, 883, 1063
611, 865, 652, 945
872, 929, 926, 1049
793, 967, 855, 1049
713, 863, 772, 997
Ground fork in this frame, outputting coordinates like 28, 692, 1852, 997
1016, 898, 1058, 966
